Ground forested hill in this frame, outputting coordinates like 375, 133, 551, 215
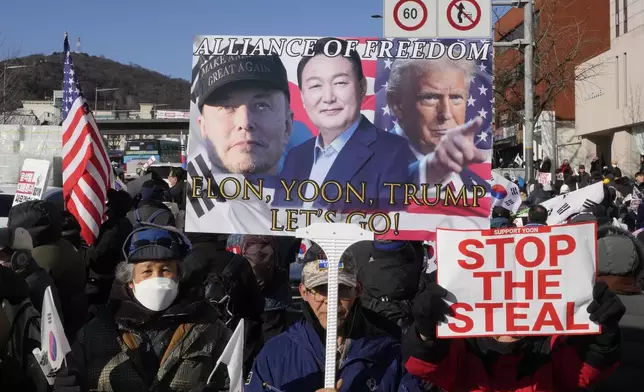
2, 52, 190, 110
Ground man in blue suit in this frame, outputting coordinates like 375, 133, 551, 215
275, 38, 416, 212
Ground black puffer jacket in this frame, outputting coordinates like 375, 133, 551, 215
18, 258, 62, 314
593, 224, 644, 392
8, 200, 87, 340
183, 234, 265, 377
0, 267, 49, 392
351, 240, 424, 334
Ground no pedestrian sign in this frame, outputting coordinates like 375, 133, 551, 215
438, 0, 491, 37
384, 0, 492, 38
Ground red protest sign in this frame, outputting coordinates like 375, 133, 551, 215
436, 223, 599, 338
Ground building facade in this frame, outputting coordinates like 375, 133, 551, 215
494, 0, 611, 169
576, 0, 644, 177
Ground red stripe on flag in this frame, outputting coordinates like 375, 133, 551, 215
63, 97, 111, 245
362, 95, 376, 111
361, 60, 377, 78
406, 197, 492, 218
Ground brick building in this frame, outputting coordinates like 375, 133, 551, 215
493, 0, 611, 169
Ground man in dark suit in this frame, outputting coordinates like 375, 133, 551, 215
275, 38, 415, 211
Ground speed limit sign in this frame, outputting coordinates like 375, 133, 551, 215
384, 0, 437, 37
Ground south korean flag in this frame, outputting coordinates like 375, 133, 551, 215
540, 181, 605, 225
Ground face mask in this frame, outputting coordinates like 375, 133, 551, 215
133, 277, 179, 312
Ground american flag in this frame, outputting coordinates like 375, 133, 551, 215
61, 33, 113, 245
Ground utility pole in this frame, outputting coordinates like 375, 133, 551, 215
492, 0, 535, 181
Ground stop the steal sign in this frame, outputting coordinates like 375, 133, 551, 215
437, 223, 599, 338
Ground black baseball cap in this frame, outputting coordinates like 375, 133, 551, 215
193, 43, 290, 112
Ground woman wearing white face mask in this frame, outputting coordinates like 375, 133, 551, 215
54, 224, 232, 392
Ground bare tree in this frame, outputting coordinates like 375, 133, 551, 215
0, 33, 23, 124
624, 82, 643, 126
493, 0, 608, 126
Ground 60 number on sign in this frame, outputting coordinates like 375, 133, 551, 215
393, 0, 428, 31
404, 7, 418, 19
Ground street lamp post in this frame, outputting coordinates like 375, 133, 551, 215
94, 87, 119, 112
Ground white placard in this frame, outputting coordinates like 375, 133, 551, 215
437, 223, 599, 338
13, 159, 52, 206
384, 0, 437, 38
437, 0, 492, 38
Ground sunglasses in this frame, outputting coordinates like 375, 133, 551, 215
129, 236, 177, 253
125, 227, 190, 255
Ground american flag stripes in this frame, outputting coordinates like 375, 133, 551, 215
62, 33, 113, 245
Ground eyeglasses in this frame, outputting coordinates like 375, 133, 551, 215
305, 285, 355, 302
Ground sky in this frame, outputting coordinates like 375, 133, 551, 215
2, 0, 507, 81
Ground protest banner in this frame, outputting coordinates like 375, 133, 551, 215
13, 159, 52, 206
536, 172, 551, 186
436, 223, 599, 338
185, 36, 494, 239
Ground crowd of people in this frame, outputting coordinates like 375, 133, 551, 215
0, 162, 642, 392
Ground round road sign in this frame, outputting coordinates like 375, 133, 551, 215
393, 0, 429, 32
447, 0, 482, 31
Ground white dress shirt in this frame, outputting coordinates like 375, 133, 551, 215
303, 118, 361, 207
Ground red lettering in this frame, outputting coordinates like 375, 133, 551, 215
485, 237, 514, 268
448, 303, 474, 334
504, 270, 534, 300
506, 302, 530, 332
516, 236, 546, 268
476, 302, 503, 332
566, 302, 590, 330
549, 235, 575, 267
537, 270, 562, 300
533, 303, 564, 331
473, 271, 502, 300
457, 239, 484, 270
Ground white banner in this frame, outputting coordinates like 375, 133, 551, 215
540, 181, 604, 225
536, 172, 551, 186
13, 159, 52, 206
156, 110, 190, 119
437, 223, 599, 338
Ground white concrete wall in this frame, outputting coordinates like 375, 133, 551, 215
0, 125, 62, 185
612, 129, 641, 176
610, 0, 644, 40
576, 20, 644, 135
555, 127, 595, 168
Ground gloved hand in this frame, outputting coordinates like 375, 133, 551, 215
587, 281, 626, 328
412, 277, 452, 338
0, 266, 30, 305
